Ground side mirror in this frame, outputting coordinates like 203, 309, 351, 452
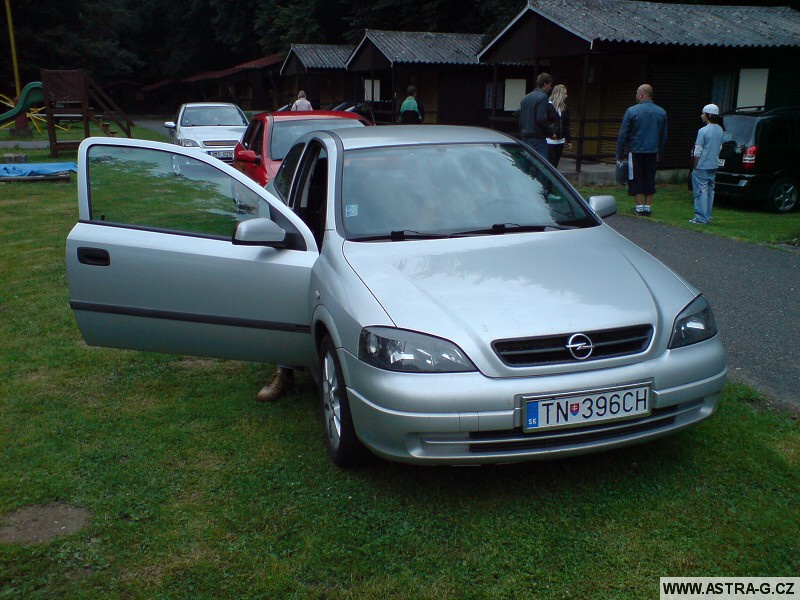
164, 121, 176, 130
235, 149, 260, 165
233, 217, 286, 247
588, 195, 617, 219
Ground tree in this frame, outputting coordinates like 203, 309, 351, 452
3, 0, 798, 93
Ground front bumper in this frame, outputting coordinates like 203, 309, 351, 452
342, 337, 727, 465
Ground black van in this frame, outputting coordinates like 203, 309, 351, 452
715, 106, 799, 213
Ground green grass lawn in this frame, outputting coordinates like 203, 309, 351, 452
1, 119, 163, 144
581, 184, 800, 247
1, 142, 798, 597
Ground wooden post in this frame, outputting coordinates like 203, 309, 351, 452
576, 52, 590, 174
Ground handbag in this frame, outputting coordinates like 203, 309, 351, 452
615, 159, 629, 185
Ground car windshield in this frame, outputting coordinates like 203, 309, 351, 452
721, 115, 756, 146
340, 142, 596, 241
270, 119, 363, 160
180, 106, 248, 127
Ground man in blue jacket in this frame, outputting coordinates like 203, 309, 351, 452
520, 73, 554, 158
616, 84, 668, 216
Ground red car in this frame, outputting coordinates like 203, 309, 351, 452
233, 111, 369, 186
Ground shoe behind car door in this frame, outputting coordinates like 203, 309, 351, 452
66, 138, 318, 366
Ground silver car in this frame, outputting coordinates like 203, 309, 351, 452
164, 102, 249, 164
66, 126, 727, 466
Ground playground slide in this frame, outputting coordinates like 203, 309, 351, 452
0, 81, 44, 125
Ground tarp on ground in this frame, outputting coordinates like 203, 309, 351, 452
0, 163, 77, 177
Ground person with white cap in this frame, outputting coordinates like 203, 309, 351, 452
690, 104, 724, 224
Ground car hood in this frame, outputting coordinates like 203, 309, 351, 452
342, 226, 695, 373
182, 125, 247, 145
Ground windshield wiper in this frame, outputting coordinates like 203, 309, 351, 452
349, 230, 447, 242
448, 223, 551, 237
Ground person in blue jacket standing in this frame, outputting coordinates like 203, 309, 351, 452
519, 73, 554, 158
616, 84, 668, 216
690, 104, 724, 224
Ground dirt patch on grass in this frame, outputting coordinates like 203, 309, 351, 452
175, 357, 249, 373
0, 503, 90, 545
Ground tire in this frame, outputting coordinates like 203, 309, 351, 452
764, 177, 798, 213
319, 335, 369, 467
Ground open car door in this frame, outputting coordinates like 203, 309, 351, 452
66, 138, 318, 366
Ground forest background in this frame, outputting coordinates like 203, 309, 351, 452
2, 0, 799, 92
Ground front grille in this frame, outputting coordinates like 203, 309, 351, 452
493, 325, 653, 367
204, 140, 238, 147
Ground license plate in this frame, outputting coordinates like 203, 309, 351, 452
717, 158, 725, 167
523, 383, 650, 432
209, 150, 233, 159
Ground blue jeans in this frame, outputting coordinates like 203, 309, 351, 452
692, 168, 717, 223
523, 137, 548, 159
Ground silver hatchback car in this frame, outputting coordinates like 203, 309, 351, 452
66, 126, 726, 466
164, 102, 249, 164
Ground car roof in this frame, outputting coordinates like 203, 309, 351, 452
258, 110, 365, 122
723, 106, 800, 118
315, 125, 516, 151
181, 102, 241, 109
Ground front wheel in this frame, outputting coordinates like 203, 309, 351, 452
319, 335, 369, 467
764, 177, 798, 213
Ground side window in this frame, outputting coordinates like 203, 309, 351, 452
87, 144, 265, 238
273, 142, 305, 202
250, 121, 264, 156
295, 144, 328, 249
241, 121, 258, 151
760, 117, 792, 145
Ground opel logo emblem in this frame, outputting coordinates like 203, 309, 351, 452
566, 333, 593, 360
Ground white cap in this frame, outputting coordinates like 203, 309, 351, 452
702, 103, 719, 115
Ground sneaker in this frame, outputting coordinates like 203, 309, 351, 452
642, 210, 652, 217
631, 207, 644, 216
689, 218, 707, 224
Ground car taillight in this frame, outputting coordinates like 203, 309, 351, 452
742, 145, 757, 168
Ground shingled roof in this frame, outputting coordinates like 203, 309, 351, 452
284, 44, 355, 70
350, 30, 484, 66
526, 0, 800, 48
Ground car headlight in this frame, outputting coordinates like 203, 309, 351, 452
358, 327, 476, 373
178, 138, 200, 148
669, 296, 718, 349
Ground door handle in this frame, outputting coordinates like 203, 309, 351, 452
77, 247, 110, 266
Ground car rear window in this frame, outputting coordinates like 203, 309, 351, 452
722, 116, 757, 147
271, 119, 364, 160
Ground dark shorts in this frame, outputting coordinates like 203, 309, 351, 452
627, 153, 658, 196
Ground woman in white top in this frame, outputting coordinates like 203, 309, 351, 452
546, 84, 572, 168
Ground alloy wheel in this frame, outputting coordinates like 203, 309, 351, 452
322, 349, 342, 450
770, 179, 798, 213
